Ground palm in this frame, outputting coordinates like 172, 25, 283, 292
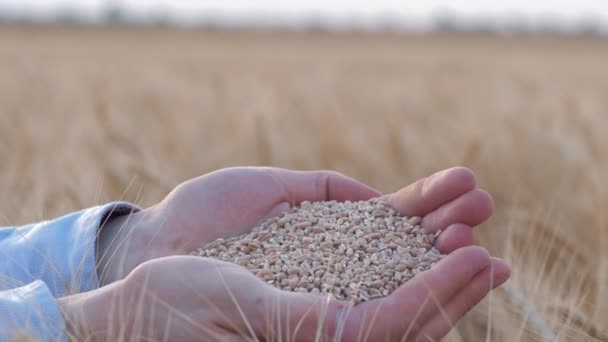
115, 248, 505, 342
115, 256, 265, 341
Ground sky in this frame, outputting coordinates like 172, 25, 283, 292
2, 0, 607, 15
1, 0, 608, 30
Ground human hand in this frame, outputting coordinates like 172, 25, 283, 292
61, 247, 507, 342
96, 167, 380, 285
59, 255, 363, 341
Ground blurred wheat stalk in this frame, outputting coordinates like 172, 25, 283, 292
0, 26, 606, 341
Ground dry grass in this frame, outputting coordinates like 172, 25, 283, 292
0, 25, 606, 341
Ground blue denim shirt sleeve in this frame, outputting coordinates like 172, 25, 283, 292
0, 202, 140, 341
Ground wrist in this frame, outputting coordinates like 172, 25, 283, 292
57, 286, 109, 340
96, 207, 164, 285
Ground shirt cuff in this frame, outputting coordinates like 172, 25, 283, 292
0, 281, 67, 342
0, 202, 141, 297
76, 201, 142, 293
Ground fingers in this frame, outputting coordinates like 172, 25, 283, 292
272, 167, 491, 241
421, 189, 494, 233
414, 258, 511, 342
434, 223, 476, 253
383, 167, 476, 218
273, 169, 381, 205
346, 246, 491, 341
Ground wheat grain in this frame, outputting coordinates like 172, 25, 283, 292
191, 199, 444, 304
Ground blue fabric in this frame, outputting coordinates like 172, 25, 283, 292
0, 281, 65, 341
0, 202, 140, 341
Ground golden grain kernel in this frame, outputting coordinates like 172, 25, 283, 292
408, 216, 421, 225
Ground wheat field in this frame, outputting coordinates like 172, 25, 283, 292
0, 25, 606, 341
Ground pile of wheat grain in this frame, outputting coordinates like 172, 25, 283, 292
191, 200, 443, 303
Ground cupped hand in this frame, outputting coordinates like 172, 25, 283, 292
61, 251, 507, 342
97, 167, 380, 284
60, 255, 347, 341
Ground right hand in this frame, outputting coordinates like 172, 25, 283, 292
59, 250, 508, 341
